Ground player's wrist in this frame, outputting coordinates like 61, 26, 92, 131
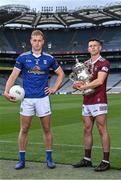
83, 84, 88, 90
3, 91, 9, 96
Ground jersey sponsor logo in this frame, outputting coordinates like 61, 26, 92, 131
32, 66, 41, 71
101, 66, 109, 72
28, 66, 46, 75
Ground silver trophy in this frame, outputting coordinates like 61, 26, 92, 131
69, 58, 95, 95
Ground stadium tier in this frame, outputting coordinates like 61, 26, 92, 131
0, 3, 121, 95
1, 26, 121, 53
0, 73, 121, 95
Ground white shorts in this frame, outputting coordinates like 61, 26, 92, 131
82, 104, 108, 117
20, 96, 51, 117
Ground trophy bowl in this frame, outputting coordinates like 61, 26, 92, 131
69, 58, 95, 95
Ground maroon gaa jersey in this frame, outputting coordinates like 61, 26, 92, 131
83, 56, 110, 105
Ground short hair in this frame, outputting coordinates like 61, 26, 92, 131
31, 30, 45, 40
88, 39, 103, 46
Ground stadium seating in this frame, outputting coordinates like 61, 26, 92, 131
0, 26, 121, 95
0, 74, 23, 95
107, 73, 121, 93
0, 72, 121, 95
1, 26, 121, 53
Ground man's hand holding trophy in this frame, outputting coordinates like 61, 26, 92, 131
69, 57, 95, 95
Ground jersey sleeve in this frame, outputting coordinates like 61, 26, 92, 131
100, 60, 110, 73
14, 55, 24, 70
50, 57, 60, 71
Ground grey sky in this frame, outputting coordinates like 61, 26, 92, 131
0, 0, 121, 10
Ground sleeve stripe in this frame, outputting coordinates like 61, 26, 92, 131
54, 66, 61, 72
14, 67, 21, 71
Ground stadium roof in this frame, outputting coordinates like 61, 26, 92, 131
0, 3, 121, 28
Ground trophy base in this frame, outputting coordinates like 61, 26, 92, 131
82, 88, 95, 96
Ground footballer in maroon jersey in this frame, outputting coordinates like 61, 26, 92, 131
84, 56, 110, 105
73, 39, 110, 171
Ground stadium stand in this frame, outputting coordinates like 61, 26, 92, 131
1, 26, 121, 53
1, 73, 121, 95
107, 73, 121, 93
0, 26, 120, 52
0, 73, 23, 95
0, 31, 13, 51
0, 3, 121, 95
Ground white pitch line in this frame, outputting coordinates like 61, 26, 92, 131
0, 140, 121, 150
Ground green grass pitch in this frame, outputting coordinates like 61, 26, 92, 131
0, 94, 121, 169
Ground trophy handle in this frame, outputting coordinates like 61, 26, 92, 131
69, 72, 77, 82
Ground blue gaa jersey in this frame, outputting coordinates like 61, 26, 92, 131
14, 51, 59, 98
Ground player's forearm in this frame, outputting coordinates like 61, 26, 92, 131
4, 79, 15, 93
84, 78, 103, 90
4, 68, 20, 93
53, 73, 65, 91
4, 74, 17, 93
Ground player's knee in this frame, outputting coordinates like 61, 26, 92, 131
44, 127, 51, 134
20, 126, 29, 134
84, 126, 92, 135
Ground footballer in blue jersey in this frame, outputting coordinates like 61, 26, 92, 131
3, 30, 65, 170
15, 51, 60, 98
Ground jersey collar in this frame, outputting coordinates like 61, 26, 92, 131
90, 56, 102, 65
31, 50, 43, 58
